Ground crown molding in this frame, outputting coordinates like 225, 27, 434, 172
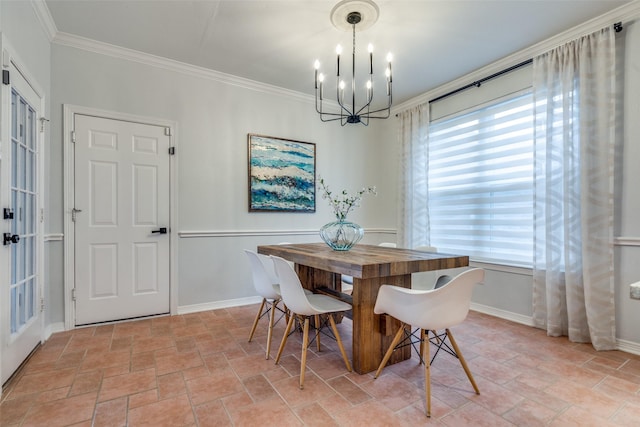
393, 0, 640, 114
34, 0, 313, 103
30, 0, 57, 42
34, 0, 640, 115
52, 31, 314, 104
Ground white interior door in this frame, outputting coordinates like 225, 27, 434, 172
1, 66, 43, 385
73, 114, 170, 325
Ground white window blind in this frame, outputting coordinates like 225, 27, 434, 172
428, 90, 534, 266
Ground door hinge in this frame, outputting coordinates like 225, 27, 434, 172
2, 69, 8, 85
168, 147, 175, 155
71, 130, 76, 143
40, 297, 45, 312
165, 127, 172, 136
39, 117, 50, 133
71, 208, 82, 222
72, 288, 76, 302
40, 208, 44, 223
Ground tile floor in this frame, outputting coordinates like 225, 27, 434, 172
2, 306, 640, 426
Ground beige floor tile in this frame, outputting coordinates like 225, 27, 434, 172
98, 368, 156, 402
227, 396, 302, 426
128, 394, 195, 426
21, 392, 97, 427
3, 305, 640, 426
186, 367, 244, 405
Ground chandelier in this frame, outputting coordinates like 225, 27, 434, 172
314, 0, 392, 126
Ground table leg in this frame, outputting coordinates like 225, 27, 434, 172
351, 275, 412, 374
295, 265, 336, 291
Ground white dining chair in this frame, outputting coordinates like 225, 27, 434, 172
413, 246, 452, 290
244, 250, 284, 359
373, 268, 484, 417
277, 242, 296, 268
378, 242, 397, 248
271, 255, 353, 389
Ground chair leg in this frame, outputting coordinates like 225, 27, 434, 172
284, 303, 290, 324
314, 314, 321, 351
275, 312, 295, 365
419, 329, 425, 364
328, 314, 352, 372
446, 329, 480, 395
265, 299, 279, 360
423, 329, 432, 417
248, 298, 266, 343
300, 317, 310, 389
374, 323, 406, 379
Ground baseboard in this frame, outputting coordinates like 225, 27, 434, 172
177, 296, 262, 314
470, 302, 536, 327
41, 299, 640, 357
43, 322, 66, 340
616, 338, 640, 356
471, 303, 640, 355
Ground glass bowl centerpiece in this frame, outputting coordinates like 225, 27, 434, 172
318, 177, 376, 251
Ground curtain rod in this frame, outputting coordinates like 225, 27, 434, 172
398, 21, 624, 109
428, 58, 533, 104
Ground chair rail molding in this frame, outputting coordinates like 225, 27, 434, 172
614, 236, 640, 247
178, 228, 396, 238
44, 233, 64, 242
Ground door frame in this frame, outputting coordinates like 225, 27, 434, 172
0, 41, 47, 383
63, 105, 178, 329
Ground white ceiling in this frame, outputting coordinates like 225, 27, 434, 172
44, 0, 630, 105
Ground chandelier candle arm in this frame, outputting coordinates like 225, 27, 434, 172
314, 60, 319, 89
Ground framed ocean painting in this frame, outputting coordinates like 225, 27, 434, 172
248, 134, 316, 212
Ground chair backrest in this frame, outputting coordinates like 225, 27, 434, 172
375, 268, 484, 331
378, 242, 397, 248
271, 256, 316, 315
244, 250, 280, 300
412, 245, 446, 290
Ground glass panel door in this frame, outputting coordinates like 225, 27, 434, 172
2, 63, 43, 386
9, 87, 38, 335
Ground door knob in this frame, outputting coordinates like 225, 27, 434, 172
3, 233, 20, 246
151, 227, 167, 234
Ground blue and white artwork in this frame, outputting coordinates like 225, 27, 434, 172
248, 134, 316, 212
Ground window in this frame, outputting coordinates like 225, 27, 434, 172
428, 90, 534, 266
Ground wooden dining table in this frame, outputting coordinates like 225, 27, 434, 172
257, 242, 469, 374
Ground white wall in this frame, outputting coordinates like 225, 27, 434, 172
614, 18, 640, 347
49, 44, 397, 317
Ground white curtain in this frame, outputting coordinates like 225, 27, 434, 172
532, 27, 617, 350
397, 104, 430, 249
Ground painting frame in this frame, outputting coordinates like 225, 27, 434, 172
248, 134, 316, 213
